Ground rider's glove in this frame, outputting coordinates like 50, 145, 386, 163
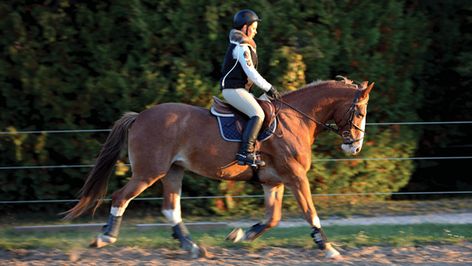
267, 86, 281, 100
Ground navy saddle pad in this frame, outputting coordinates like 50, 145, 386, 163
210, 108, 277, 142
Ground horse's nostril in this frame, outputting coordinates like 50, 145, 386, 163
355, 147, 360, 153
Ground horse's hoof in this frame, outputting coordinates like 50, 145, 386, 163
325, 243, 342, 259
199, 245, 213, 259
326, 250, 343, 260
187, 243, 205, 259
225, 228, 245, 243
189, 244, 211, 259
89, 234, 117, 248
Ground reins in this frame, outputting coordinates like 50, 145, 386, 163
272, 87, 367, 143
273, 98, 339, 134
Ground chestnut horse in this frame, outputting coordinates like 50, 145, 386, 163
64, 79, 374, 259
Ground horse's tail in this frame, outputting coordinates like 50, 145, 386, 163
62, 112, 139, 220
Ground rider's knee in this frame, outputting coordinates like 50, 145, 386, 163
254, 108, 265, 121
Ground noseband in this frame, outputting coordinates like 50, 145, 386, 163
275, 88, 368, 144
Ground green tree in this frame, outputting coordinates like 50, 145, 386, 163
0, 0, 466, 217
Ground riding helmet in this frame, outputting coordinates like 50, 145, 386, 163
233, 9, 261, 29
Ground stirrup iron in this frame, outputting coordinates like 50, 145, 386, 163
236, 152, 265, 167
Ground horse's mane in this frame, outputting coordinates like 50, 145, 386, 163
283, 80, 358, 98
299, 80, 336, 90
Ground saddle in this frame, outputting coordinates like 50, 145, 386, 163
210, 96, 277, 142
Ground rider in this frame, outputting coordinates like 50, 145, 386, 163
220, 9, 281, 167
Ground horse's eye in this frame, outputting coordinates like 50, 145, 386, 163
355, 109, 364, 118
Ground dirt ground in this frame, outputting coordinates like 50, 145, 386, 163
1, 242, 471, 266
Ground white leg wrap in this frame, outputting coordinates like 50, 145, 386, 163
312, 216, 321, 229
162, 191, 182, 225
110, 200, 131, 216
162, 208, 182, 225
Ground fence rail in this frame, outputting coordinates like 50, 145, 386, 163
1, 156, 471, 171
1, 121, 472, 135
1, 121, 470, 206
1, 191, 471, 205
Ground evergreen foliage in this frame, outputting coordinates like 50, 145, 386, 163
0, 1, 469, 215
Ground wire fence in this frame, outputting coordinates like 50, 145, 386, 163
1, 191, 471, 205
1, 120, 470, 205
1, 120, 472, 135
1, 156, 471, 171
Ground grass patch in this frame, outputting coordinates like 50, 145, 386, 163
0, 224, 470, 251
2, 198, 471, 224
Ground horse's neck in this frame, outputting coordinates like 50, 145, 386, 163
283, 83, 352, 123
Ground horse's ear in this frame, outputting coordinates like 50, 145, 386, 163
365, 82, 375, 94
360, 82, 374, 99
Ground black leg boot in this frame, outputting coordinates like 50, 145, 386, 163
90, 214, 122, 248
236, 116, 265, 167
172, 222, 204, 258
102, 214, 123, 238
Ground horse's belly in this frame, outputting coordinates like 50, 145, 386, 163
173, 152, 254, 181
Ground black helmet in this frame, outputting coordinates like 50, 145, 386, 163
233, 9, 261, 29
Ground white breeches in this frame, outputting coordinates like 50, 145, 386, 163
222, 88, 265, 119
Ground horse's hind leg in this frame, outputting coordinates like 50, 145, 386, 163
91, 172, 166, 248
226, 183, 284, 242
161, 165, 207, 258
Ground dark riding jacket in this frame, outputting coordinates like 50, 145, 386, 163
220, 30, 272, 92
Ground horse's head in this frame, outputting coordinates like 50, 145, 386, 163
333, 81, 374, 155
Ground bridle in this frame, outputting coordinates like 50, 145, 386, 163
273, 88, 368, 145
336, 89, 368, 145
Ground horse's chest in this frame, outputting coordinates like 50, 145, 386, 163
283, 142, 312, 171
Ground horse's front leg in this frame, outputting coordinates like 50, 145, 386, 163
161, 165, 207, 258
226, 183, 284, 242
289, 175, 341, 259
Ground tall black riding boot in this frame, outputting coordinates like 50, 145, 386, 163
236, 116, 265, 167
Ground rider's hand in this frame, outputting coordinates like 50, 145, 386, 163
267, 86, 281, 100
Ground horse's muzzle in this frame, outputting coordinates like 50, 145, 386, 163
341, 143, 362, 155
